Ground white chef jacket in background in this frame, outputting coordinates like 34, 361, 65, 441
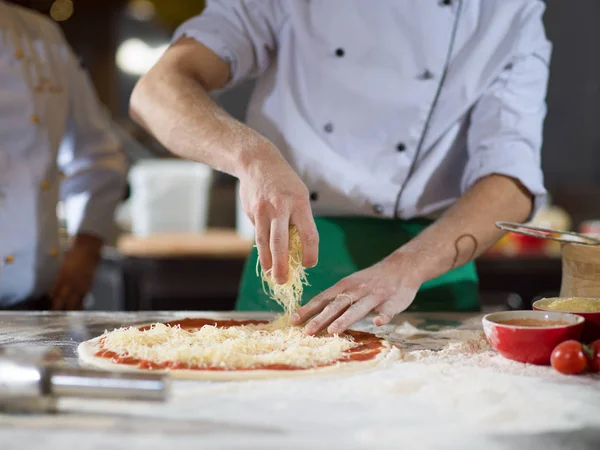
0, 2, 127, 306
175, 0, 550, 220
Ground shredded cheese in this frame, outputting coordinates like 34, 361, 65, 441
99, 322, 357, 369
257, 225, 308, 323
97, 224, 364, 371
544, 297, 600, 313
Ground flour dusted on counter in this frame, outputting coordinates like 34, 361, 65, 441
15, 314, 600, 447
394, 320, 491, 362
390, 321, 562, 378
408, 332, 491, 362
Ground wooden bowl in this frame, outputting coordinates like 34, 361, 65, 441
560, 243, 600, 298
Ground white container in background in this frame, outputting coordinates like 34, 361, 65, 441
236, 181, 255, 240
129, 159, 212, 236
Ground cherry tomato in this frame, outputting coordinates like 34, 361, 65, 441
585, 340, 600, 373
551, 340, 587, 375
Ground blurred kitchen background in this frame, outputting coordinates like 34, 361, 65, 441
32, 0, 600, 312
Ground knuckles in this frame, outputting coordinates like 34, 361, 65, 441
270, 237, 287, 252
254, 199, 270, 215
255, 235, 269, 247
372, 286, 391, 297
252, 190, 310, 215
302, 230, 319, 247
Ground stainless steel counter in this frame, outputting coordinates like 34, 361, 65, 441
0, 311, 599, 450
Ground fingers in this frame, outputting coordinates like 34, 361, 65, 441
291, 208, 319, 269
65, 293, 85, 311
373, 287, 417, 326
304, 292, 355, 335
246, 177, 315, 283
270, 216, 290, 284
254, 199, 294, 285
50, 276, 86, 311
51, 285, 70, 311
328, 294, 383, 334
291, 281, 347, 326
52, 286, 85, 311
298, 283, 417, 333
254, 213, 272, 271
49, 279, 62, 310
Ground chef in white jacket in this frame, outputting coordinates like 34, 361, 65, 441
0, 1, 127, 310
131, 0, 551, 333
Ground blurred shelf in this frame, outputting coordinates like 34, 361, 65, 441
117, 229, 253, 258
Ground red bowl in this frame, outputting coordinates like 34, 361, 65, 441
482, 311, 584, 365
533, 298, 600, 343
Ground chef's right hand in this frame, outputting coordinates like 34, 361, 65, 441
238, 148, 319, 284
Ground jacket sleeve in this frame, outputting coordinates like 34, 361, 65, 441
463, 2, 551, 219
173, 0, 287, 88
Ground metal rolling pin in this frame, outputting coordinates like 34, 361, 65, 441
0, 346, 169, 413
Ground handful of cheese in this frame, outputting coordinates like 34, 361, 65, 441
257, 225, 308, 324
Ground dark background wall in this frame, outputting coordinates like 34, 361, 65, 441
542, 0, 600, 191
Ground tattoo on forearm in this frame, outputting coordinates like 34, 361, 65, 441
452, 234, 478, 269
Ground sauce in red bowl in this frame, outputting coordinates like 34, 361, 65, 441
482, 311, 584, 365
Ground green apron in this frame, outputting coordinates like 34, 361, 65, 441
236, 217, 480, 312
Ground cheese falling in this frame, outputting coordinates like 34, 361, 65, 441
257, 225, 308, 324
99, 322, 357, 369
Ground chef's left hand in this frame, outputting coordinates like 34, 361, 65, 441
50, 233, 103, 310
291, 252, 421, 335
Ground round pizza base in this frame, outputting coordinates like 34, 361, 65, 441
77, 335, 398, 381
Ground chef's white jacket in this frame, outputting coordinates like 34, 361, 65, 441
0, 2, 127, 305
175, 0, 550, 221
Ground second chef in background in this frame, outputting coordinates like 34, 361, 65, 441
0, 1, 127, 310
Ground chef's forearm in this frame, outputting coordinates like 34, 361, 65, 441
129, 39, 281, 178
395, 174, 533, 284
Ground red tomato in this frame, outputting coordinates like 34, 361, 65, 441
551, 340, 588, 375
586, 340, 600, 373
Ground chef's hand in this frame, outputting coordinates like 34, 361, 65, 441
50, 233, 102, 310
239, 147, 319, 284
291, 252, 421, 335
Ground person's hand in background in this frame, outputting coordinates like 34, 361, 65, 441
50, 233, 102, 310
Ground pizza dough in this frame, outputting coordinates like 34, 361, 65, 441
78, 226, 398, 380
77, 318, 397, 381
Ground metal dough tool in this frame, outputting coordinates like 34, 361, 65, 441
0, 346, 169, 414
495, 221, 600, 246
